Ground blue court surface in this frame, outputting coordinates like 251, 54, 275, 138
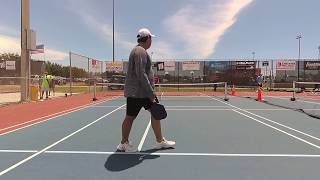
0, 96, 320, 179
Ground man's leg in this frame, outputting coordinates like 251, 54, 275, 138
150, 115, 163, 142
150, 114, 176, 149
121, 115, 136, 144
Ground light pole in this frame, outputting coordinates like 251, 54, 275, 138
318, 46, 320, 60
112, 0, 115, 63
252, 51, 258, 70
296, 34, 302, 81
21, 0, 31, 102
190, 71, 194, 83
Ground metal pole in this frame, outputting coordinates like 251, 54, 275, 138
88, 58, 90, 93
69, 51, 72, 96
271, 60, 274, 90
296, 35, 302, 81
178, 62, 180, 91
318, 46, 320, 60
224, 82, 228, 101
93, 81, 97, 101
291, 81, 296, 101
112, 0, 115, 63
21, 0, 30, 102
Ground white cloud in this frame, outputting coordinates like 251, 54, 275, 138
65, 0, 135, 54
32, 48, 68, 63
149, 41, 178, 60
0, 34, 68, 63
163, 0, 253, 58
0, 35, 20, 54
0, 25, 19, 36
80, 13, 135, 50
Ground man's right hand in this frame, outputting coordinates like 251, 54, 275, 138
150, 92, 157, 102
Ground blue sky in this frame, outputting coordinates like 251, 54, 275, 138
0, 0, 320, 65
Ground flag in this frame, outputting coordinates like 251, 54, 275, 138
30, 44, 45, 54
91, 59, 97, 66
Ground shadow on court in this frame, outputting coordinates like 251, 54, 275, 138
105, 148, 173, 171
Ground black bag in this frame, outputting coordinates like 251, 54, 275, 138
150, 96, 167, 120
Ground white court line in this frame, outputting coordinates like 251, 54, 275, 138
92, 105, 230, 108
0, 150, 37, 153
92, 108, 294, 112
160, 96, 221, 98
270, 96, 320, 105
0, 104, 126, 177
91, 105, 122, 108
232, 109, 320, 149
203, 95, 320, 145
165, 106, 230, 107
167, 109, 233, 111
44, 151, 320, 157
0, 96, 121, 136
138, 120, 151, 152
1, 150, 319, 157
165, 109, 320, 111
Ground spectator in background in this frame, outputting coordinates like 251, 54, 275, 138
266, 77, 271, 91
256, 74, 264, 89
48, 75, 55, 96
40, 72, 49, 99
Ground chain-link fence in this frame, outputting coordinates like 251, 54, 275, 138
68, 52, 105, 95
1, 54, 320, 105
146, 59, 320, 89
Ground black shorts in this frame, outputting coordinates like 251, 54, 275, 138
126, 97, 153, 117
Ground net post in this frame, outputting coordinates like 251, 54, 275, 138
291, 81, 296, 101
69, 51, 72, 96
92, 80, 98, 101
224, 82, 229, 101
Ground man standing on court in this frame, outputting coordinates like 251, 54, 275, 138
117, 28, 175, 152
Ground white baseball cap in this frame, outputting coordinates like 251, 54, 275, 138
137, 28, 156, 39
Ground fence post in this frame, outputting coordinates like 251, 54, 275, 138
69, 51, 72, 96
224, 82, 229, 101
291, 81, 296, 101
93, 80, 97, 101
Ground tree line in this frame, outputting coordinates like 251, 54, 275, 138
45, 61, 88, 78
0, 53, 88, 78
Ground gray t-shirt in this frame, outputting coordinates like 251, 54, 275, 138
124, 46, 154, 99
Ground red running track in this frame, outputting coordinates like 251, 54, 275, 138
0, 93, 114, 135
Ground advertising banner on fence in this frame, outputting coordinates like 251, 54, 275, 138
182, 61, 200, 71
106, 61, 123, 72
164, 61, 176, 71
89, 59, 102, 73
5, 61, 16, 70
235, 61, 255, 70
0, 61, 5, 69
209, 61, 229, 71
276, 61, 296, 70
304, 61, 320, 70
262, 61, 269, 66
156, 62, 165, 71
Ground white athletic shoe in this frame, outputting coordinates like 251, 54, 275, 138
117, 142, 137, 152
154, 138, 176, 149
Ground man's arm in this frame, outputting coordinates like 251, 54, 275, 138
134, 51, 155, 100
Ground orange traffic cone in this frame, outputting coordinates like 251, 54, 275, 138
231, 85, 236, 96
257, 86, 262, 102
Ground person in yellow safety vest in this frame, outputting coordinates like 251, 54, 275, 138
47, 75, 55, 96
40, 72, 49, 99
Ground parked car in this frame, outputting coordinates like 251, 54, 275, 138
108, 75, 126, 90
54, 76, 67, 85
